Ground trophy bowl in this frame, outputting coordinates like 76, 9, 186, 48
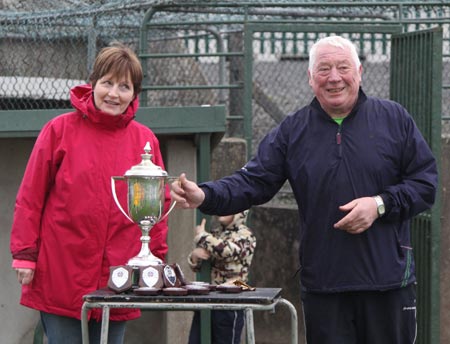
112, 142, 176, 266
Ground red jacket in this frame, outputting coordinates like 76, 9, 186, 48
10, 84, 170, 320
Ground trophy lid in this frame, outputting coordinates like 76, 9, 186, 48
124, 142, 168, 177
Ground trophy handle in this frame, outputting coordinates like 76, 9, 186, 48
160, 200, 177, 222
111, 176, 134, 223
160, 176, 179, 222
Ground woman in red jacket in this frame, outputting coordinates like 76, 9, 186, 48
10, 42, 170, 343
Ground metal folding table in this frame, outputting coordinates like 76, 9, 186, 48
81, 287, 297, 344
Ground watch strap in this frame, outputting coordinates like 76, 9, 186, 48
373, 195, 385, 217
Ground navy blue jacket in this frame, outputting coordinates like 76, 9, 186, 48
199, 89, 438, 293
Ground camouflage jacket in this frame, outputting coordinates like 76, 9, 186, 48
188, 211, 256, 284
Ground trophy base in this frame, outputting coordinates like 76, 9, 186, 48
127, 255, 162, 267
107, 263, 189, 294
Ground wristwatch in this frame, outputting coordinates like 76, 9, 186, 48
373, 195, 385, 217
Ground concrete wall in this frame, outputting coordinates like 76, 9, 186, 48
0, 138, 40, 343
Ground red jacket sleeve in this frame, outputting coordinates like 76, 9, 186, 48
10, 119, 63, 261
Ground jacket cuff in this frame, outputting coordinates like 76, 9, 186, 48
198, 185, 212, 212
12, 247, 39, 261
379, 192, 393, 215
193, 231, 209, 245
12, 259, 36, 270
187, 252, 202, 272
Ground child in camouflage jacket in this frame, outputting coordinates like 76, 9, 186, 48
187, 210, 256, 344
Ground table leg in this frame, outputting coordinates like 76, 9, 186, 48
277, 298, 298, 344
81, 302, 90, 344
100, 306, 110, 344
244, 308, 255, 344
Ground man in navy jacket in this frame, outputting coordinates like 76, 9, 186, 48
171, 35, 437, 343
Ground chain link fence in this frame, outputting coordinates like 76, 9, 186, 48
1, 1, 450, 146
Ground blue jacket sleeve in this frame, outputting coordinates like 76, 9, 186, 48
199, 126, 289, 215
383, 110, 438, 220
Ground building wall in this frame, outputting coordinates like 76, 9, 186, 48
0, 138, 39, 344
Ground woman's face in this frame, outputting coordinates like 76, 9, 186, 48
93, 73, 134, 116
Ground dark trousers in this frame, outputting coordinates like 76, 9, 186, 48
301, 284, 417, 344
40, 311, 126, 344
188, 310, 244, 344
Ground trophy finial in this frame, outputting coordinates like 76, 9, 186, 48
144, 142, 151, 155
124, 141, 167, 177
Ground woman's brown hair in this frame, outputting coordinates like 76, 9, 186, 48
89, 42, 143, 96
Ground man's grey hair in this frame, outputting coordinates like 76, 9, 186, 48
309, 36, 361, 75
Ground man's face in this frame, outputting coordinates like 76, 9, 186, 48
308, 44, 362, 118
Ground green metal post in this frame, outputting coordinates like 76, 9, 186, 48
196, 133, 212, 344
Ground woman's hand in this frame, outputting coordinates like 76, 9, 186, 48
15, 268, 35, 285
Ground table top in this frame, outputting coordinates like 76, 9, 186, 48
83, 287, 282, 305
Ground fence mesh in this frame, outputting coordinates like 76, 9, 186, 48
1, 1, 450, 143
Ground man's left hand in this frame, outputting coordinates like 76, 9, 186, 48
333, 197, 379, 234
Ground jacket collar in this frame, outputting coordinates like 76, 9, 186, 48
70, 84, 138, 129
311, 87, 367, 121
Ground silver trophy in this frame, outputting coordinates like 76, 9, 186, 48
111, 142, 176, 266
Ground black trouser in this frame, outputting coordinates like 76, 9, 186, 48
188, 310, 244, 344
301, 284, 417, 344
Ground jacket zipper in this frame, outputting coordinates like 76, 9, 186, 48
336, 125, 342, 157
